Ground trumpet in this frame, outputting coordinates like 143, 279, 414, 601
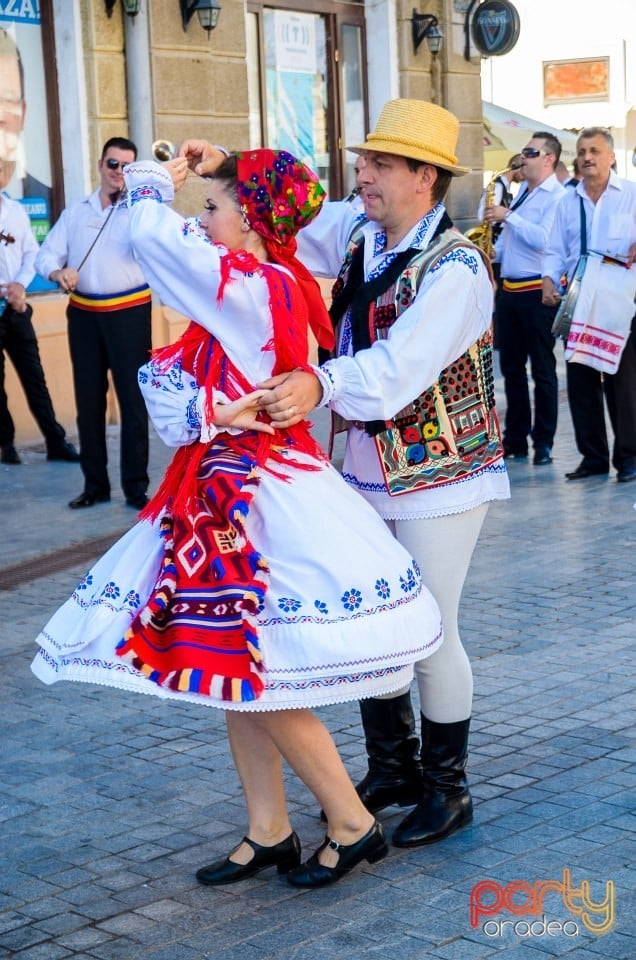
152, 139, 176, 162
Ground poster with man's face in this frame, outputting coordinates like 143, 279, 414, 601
0, 7, 52, 238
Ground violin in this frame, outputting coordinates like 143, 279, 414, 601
0, 230, 15, 245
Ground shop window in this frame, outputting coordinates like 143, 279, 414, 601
247, 1, 367, 200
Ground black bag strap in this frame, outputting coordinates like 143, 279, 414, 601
579, 195, 587, 256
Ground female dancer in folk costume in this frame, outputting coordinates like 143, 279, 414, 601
33, 149, 443, 888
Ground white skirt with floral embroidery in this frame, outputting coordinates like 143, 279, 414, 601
32, 455, 443, 710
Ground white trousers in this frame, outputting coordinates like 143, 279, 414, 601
384, 503, 489, 724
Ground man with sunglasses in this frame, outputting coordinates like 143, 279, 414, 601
485, 133, 565, 466
36, 138, 152, 509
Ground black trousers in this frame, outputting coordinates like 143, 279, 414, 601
565, 316, 636, 472
0, 303, 66, 449
67, 302, 151, 499
497, 287, 558, 453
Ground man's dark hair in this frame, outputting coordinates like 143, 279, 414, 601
405, 157, 453, 203
532, 131, 562, 167
101, 137, 138, 160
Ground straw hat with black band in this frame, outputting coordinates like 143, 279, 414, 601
348, 99, 470, 177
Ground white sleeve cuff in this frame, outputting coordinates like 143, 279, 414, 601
312, 362, 337, 408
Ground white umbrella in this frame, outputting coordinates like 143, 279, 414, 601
483, 100, 578, 171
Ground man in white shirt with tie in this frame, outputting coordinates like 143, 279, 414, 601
542, 127, 636, 484
485, 133, 566, 466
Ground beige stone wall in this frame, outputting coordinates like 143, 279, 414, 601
395, 0, 483, 231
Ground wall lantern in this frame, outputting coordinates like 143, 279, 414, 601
411, 10, 444, 56
180, 0, 222, 37
104, 0, 141, 16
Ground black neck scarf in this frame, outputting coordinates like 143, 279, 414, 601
329, 211, 454, 434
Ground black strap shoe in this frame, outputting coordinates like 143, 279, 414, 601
287, 820, 387, 888
196, 832, 301, 886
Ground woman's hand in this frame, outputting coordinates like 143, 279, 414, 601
178, 140, 227, 178
163, 157, 190, 193
214, 391, 275, 435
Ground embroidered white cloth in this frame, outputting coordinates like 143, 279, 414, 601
32, 162, 444, 711
565, 253, 636, 374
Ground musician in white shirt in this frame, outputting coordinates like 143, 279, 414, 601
36, 137, 152, 509
542, 127, 636, 483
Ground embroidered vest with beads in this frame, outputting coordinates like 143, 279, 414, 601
330, 221, 504, 496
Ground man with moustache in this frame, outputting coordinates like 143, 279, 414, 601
543, 127, 636, 483
184, 101, 510, 849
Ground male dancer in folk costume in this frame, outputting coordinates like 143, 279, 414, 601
254, 99, 511, 847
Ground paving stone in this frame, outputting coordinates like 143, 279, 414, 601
1, 390, 633, 959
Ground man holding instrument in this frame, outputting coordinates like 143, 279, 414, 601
542, 127, 636, 484
36, 137, 152, 508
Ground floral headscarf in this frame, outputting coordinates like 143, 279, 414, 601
234, 149, 334, 352
236, 149, 325, 246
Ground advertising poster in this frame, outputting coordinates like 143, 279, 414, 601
1, 3, 53, 289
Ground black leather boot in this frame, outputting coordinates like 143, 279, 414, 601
392, 715, 472, 847
354, 693, 423, 814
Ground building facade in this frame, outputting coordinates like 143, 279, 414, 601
6, 0, 484, 442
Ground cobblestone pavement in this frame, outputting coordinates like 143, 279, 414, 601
1, 378, 635, 959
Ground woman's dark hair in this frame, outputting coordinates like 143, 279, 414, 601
208, 154, 239, 205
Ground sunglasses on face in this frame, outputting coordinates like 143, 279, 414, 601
521, 148, 542, 159
105, 158, 125, 170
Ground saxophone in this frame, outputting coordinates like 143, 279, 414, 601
465, 168, 510, 260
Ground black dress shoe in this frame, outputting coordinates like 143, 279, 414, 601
287, 820, 387, 888
125, 494, 149, 510
565, 464, 609, 481
533, 447, 553, 465
68, 491, 110, 509
47, 440, 80, 462
617, 468, 636, 483
1, 444, 21, 464
196, 832, 301, 886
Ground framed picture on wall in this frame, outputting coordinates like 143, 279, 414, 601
543, 58, 610, 105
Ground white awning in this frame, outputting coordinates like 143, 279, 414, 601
483, 101, 578, 171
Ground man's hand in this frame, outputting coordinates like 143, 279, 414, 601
542, 277, 561, 307
178, 140, 227, 178
257, 370, 323, 428
50, 268, 79, 293
485, 204, 509, 224
626, 242, 636, 268
213, 391, 275, 435
2, 282, 28, 313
